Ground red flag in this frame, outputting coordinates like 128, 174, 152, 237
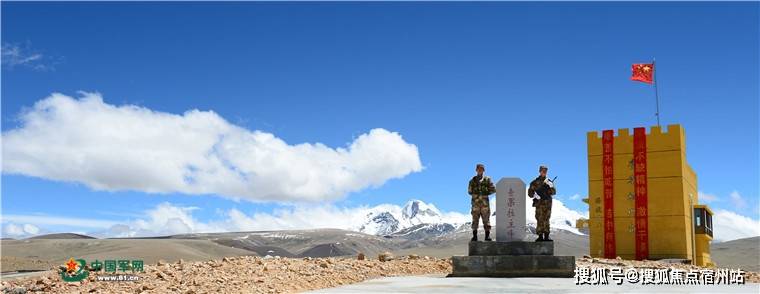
631, 63, 654, 84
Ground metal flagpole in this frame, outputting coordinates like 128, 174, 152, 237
653, 58, 661, 127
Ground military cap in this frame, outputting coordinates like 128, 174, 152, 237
476, 163, 485, 169
539, 165, 548, 171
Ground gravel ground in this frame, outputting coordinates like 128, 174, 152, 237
3, 255, 756, 293
1, 254, 451, 293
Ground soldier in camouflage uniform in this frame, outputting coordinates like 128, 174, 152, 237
468, 163, 496, 242
528, 165, 556, 242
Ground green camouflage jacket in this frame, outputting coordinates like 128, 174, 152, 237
469, 175, 496, 196
469, 175, 495, 207
528, 176, 556, 201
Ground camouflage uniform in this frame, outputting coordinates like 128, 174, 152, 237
528, 176, 556, 234
468, 175, 496, 231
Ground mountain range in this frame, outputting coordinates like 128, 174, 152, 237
353, 199, 587, 238
2, 200, 757, 273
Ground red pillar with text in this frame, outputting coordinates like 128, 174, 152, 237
633, 127, 649, 260
602, 130, 616, 259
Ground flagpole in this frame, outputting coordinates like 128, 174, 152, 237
653, 58, 661, 127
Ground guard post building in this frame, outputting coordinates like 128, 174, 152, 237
582, 124, 714, 266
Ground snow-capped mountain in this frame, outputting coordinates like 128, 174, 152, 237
357, 211, 400, 236
402, 200, 442, 225
524, 197, 588, 235
391, 223, 456, 239
355, 197, 587, 237
355, 199, 468, 236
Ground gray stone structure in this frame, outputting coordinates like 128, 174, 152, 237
450, 177, 575, 278
494, 178, 526, 242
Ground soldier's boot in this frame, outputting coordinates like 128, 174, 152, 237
484, 230, 492, 241
470, 230, 478, 242
535, 233, 544, 242
543, 232, 553, 242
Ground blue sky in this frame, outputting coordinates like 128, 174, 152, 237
2, 2, 758, 240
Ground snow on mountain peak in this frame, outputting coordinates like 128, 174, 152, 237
357, 211, 399, 236
402, 199, 442, 221
525, 197, 588, 235
355, 199, 453, 235
355, 197, 586, 237
402, 200, 421, 219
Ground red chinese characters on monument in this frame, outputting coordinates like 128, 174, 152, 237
507, 188, 515, 240
633, 127, 649, 260
602, 130, 616, 258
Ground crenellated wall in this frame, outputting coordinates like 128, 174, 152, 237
584, 124, 712, 265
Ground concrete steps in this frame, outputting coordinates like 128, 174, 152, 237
450, 241, 575, 278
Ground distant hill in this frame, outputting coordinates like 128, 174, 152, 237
6, 229, 758, 273
298, 243, 357, 258
181, 229, 401, 258
0, 238, 254, 272
1, 199, 591, 272
5, 199, 756, 273
711, 236, 760, 272
27, 233, 96, 239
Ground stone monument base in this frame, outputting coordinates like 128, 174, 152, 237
468, 240, 554, 256
449, 241, 575, 278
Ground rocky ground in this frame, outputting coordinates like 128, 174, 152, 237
1, 253, 452, 293
3, 254, 757, 293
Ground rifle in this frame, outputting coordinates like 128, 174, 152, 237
532, 177, 557, 207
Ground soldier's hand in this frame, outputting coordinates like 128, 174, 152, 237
545, 180, 554, 189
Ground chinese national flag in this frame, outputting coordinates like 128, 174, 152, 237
631, 63, 654, 84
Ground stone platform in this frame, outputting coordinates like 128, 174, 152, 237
468, 240, 553, 256
450, 241, 575, 278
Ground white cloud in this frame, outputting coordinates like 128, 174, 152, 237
107, 199, 587, 237
95, 202, 454, 237
211, 202, 469, 234
1, 42, 55, 71
2, 92, 423, 203
220, 206, 367, 232
9, 199, 757, 243
728, 190, 747, 209
694, 190, 760, 241
2, 224, 25, 236
6, 197, 591, 238
23, 224, 40, 235
569, 194, 582, 200
524, 197, 588, 235
711, 209, 760, 242
698, 191, 719, 203
108, 197, 587, 237
129, 203, 212, 236
1, 223, 41, 238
